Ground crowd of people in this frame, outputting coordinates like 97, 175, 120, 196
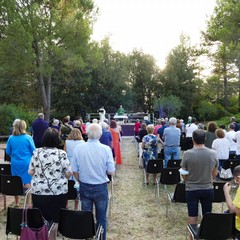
5, 113, 121, 240
133, 115, 240, 239
6, 111, 240, 239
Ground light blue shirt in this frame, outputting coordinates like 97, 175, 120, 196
72, 139, 115, 184
163, 126, 181, 146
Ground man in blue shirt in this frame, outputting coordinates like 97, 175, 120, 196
72, 123, 115, 240
159, 117, 181, 167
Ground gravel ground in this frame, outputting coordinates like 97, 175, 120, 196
0, 137, 225, 239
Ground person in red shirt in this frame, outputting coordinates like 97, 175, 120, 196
134, 119, 141, 136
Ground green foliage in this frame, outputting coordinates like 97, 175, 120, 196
0, 104, 35, 135
195, 101, 228, 121
154, 95, 183, 118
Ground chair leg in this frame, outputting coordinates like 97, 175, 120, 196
3, 195, 6, 210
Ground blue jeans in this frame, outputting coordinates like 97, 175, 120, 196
164, 146, 180, 168
80, 182, 108, 240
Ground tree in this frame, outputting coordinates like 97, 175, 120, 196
160, 35, 199, 118
154, 95, 183, 118
205, 0, 240, 110
129, 50, 161, 112
196, 100, 218, 121
0, 0, 96, 120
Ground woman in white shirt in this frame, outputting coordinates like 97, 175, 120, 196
212, 128, 230, 171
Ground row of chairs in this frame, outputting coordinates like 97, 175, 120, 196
6, 207, 103, 239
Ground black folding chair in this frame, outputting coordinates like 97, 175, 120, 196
167, 182, 186, 217
0, 163, 11, 175
143, 159, 163, 198
6, 207, 52, 239
213, 181, 226, 212
159, 168, 181, 210
187, 212, 235, 240
58, 209, 103, 240
1, 175, 25, 209
167, 159, 181, 169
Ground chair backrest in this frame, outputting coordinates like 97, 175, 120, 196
213, 181, 225, 203
0, 163, 11, 175
6, 207, 45, 236
222, 159, 240, 172
198, 212, 235, 239
66, 180, 78, 200
4, 148, 11, 162
146, 160, 163, 174
167, 159, 181, 169
160, 168, 180, 185
173, 182, 186, 203
58, 209, 96, 239
1, 175, 24, 196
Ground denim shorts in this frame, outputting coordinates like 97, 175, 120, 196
186, 189, 214, 217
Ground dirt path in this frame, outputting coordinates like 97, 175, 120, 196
107, 137, 187, 240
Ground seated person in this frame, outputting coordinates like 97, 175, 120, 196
224, 165, 240, 239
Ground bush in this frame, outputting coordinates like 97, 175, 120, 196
0, 104, 35, 135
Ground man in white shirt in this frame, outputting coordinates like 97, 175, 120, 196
226, 123, 237, 158
185, 117, 198, 150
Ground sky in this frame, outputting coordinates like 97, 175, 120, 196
92, 0, 217, 68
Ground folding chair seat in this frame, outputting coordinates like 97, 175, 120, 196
187, 212, 235, 240
143, 159, 163, 198
166, 159, 182, 169
167, 182, 186, 217
213, 181, 226, 212
6, 207, 53, 239
58, 209, 103, 240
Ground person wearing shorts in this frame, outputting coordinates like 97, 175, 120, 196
181, 129, 218, 224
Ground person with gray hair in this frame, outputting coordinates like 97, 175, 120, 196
72, 123, 115, 240
159, 117, 181, 167
226, 123, 237, 158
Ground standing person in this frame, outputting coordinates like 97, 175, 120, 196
223, 166, 240, 239
159, 117, 181, 168
154, 118, 162, 135
138, 122, 148, 168
110, 120, 122, 165
212, 128, 230, 171
117, 104, 125, 115
181, 129, 218, 224
32, 113, 49, 148
6, 120, 35, 207
226, 123, 237, 158
230, 116, 239, 132
64, 128, 85, 210
185, 117, 198, 150
142, 124, 158, 184
134, 119, 141, 136
28, 128, 72, 240
205, 121, 217, 148
72, 123, 115, 240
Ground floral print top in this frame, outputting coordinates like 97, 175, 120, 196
29, 147, 71, 195
142, 134, 158, 160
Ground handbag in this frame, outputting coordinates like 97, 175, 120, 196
20, 208, 49, 240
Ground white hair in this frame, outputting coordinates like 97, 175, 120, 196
86, 123, 102, 139
92, 118, 98, 123
99, 121, 109, 130
169, 117, 177, 125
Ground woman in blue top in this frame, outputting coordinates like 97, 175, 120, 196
142, 124, 158, 184
6, 120, 35, 207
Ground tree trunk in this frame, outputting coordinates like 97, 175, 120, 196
223, 63, 228, 110
238, 65, 240, 112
